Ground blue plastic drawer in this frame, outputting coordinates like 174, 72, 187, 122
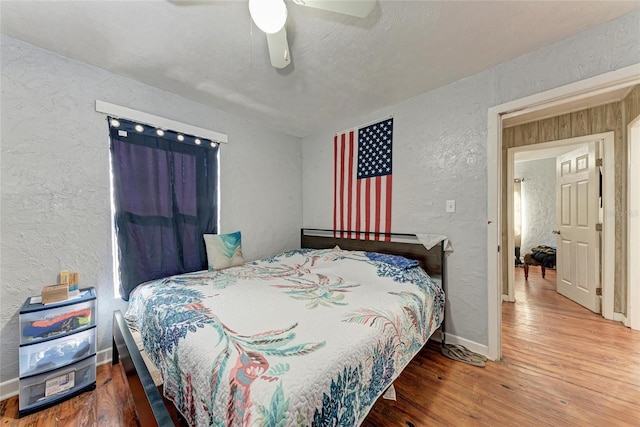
19, 327, 96, 377
19, 298, 96, 345
19, 354, 96, 412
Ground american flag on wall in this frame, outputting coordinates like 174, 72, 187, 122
333, 117, 393, 241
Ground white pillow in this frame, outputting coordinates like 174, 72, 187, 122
203, 231, 245, 270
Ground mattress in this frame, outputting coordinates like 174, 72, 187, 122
125, 246, 444, 426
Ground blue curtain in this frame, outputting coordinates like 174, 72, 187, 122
109, 118, 218, 300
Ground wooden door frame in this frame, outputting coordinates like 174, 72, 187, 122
486, 64, 640, 360
505, 134, 614, 313
628, 116, 640, 330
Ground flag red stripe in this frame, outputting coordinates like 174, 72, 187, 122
333, 135, 338, 237
385, 175, 392, 242
339, 134, 346, 238
374, 176, 382, 240
365, 179, 371, 240
347, 131, 354, 239
355, 178, 361, 240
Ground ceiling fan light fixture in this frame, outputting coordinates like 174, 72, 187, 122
249, 0, 288, 34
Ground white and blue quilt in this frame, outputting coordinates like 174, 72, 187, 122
125, 247, 444, 426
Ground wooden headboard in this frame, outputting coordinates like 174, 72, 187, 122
301, 228, 448, 347
300, 228, 444, 277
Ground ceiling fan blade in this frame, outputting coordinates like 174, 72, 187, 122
266, 27, 291, 69
292, 0, 375, 18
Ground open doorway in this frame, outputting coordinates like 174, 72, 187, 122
513, 157, 556, 282
486, 66, 640, 360
505, 134, 615, 314
510, 143, 582, 302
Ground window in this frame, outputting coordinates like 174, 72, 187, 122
108, 117, 219, 300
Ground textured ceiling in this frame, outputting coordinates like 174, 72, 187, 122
1, 0, 638, 137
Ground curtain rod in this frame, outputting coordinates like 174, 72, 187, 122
96, 100, 228, 144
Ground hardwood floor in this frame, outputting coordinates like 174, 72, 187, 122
0, 352, 139, 426
364, 268, 640, 426
2, 267, 639, 426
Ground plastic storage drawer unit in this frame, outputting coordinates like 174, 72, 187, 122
19, 355, 96, 414
18, 287, 97, 417
19, 326, 96, 377
19, 289, 96, 345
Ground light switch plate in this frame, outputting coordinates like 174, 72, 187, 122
446, 200, 456, 213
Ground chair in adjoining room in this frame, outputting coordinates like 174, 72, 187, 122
523, 252, 546, 280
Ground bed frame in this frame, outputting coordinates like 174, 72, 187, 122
112, 310, 172, 426
112, 228, 447, 426
300, 228, 445, 277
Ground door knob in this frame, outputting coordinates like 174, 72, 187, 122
552, 230, 561, 235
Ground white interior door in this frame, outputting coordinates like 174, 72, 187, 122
556, 142, 600, 313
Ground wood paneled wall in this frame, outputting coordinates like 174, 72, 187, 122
625, 85, 640, 123
501, 86, 639, 314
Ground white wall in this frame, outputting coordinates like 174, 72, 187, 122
0, 35, 302, 388
515, 158, 557, 255
303, 11, 640, 348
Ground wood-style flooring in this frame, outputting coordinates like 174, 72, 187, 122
2, 267, 639, 426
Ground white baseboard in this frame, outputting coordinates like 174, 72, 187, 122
429, 331, 492, 360
97, 347, 112, 366
0, 348, 113, 402
0, 377, 19, 402
502, 294, 515, 302
613, 312, 630, 327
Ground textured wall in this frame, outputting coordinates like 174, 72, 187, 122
304, 74, 492, 344
0, 35, 302, 385
514, 159, 557, 255
302, 11, 640, 346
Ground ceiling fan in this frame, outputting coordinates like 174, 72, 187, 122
248, 0, 376, 68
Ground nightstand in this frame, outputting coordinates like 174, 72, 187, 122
18, 287, 97, 417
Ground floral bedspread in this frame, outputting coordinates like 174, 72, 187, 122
125, 247, 445, 426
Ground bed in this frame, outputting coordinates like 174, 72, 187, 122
112, 229, 447, 426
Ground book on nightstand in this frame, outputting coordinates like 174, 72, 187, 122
59, 270, 80, 298
40, 284, 69, 304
